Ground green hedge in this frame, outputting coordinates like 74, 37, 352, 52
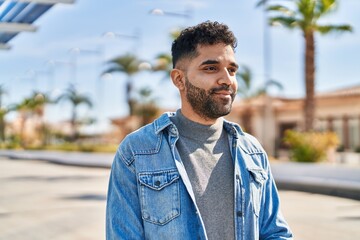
283, 130, 339, 163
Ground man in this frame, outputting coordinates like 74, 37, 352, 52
106, 21, 293, 240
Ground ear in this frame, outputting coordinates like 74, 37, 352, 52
170, 69, 185, 90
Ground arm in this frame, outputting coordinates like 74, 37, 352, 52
106, 150, 144, 240
259, 163, 293, 240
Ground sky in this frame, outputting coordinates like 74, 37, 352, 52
1, 0, 359, 133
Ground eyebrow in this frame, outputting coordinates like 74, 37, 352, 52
200, 59, 239, 69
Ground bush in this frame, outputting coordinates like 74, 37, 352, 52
283, 130, 339, 163
355, 146, 360, 153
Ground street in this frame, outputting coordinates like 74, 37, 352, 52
0, 157, 359, 240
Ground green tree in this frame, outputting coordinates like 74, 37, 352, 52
14, 97, 35, 147
12, 91, 53, 147
236, 65, 283, 98
0, 85, 8, 142
236, 65, 283, 134
134, 87, 160, 125
152, 28, 181, 80
29, 91, 53, 146
152, 53, 173, 81
262, 0, 352, 130
103, 53, 142, 115
57, 85, 93, 141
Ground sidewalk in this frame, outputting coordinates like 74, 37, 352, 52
0, 149, 359, 200
1, 157, 359, 240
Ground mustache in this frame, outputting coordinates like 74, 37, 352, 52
209, 85, 236, 95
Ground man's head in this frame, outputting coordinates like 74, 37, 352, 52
171, 21, 237, 69
170, 21, 238, 124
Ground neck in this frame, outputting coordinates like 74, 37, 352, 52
180, 107, 221, 125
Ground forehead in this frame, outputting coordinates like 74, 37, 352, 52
193, 43, 236, 64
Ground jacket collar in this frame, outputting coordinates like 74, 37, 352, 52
153, 112, 245, 137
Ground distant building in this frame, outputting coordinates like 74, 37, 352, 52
228, 85, 360, 156
109, 85, 360, 156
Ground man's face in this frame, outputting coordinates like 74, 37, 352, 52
182, 43, 238, 121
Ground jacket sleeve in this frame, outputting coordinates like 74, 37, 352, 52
259, 161, 293, 240
106, 148, 145, 240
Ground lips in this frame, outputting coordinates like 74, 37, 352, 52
214, 90, 233, 95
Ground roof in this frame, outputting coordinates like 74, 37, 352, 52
317, 84, 360, 98
0, 0, 74, 50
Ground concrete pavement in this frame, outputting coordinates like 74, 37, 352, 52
271, 161, 360, 200
0, 157, 359, 240
0, 149, 359, 200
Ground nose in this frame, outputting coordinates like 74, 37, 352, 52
218, 68, 234, 86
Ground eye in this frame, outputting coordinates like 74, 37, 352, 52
228, 67, 237, 74
204, 66, 217, 72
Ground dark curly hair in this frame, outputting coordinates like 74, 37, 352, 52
171, 21, 237, 68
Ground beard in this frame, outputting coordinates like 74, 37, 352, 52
184, 76, 236, 120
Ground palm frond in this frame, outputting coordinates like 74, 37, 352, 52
315, 0, 337, 17
267, 5, 295, 16
269, 16, 300, 29
316, 24, 353, 35
265, 79, 284, 91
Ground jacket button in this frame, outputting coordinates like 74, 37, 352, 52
155, 180, 161, 186
236, 211, 243, 217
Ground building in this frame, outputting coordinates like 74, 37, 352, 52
228, 85, 360, 156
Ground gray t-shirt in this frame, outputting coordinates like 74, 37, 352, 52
171, 110, 235, 240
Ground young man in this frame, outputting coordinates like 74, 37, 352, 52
106, 21, 293, 240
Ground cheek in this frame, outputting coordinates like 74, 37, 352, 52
232, 78, 238, 90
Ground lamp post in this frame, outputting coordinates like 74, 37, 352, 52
149, 8, 192, 19
102, 30, 141, 55
46, 59, 75, 96
149, 7, 192, 25
26, 68, 54, 92
68, 47, 102, 85
68, 47, 107, 133
260, 0, 276, 156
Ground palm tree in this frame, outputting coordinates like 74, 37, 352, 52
152, 53, 173, 81
11, 92, 53, 147
14, 97, 34, 147
152, 28, 181, 80
57, 84, 93, 140
29, 91, 53, 145
236, 65, 283, 134
0, 85, 8, 142
236, 65, 283, 98
262, 0, 352, 131
102, 53, 142, 116
134, 87, 160, 125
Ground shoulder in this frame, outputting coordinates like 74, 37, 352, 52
117, 112, 174, 165
223, 119, 265, 154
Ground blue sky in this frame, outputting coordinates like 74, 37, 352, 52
1, 0, 359, 132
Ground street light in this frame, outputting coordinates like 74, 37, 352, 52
46, 59, 75, 90
26, 68, 53, 92
102, 30, 141, 54
68, 47, 102, 85
149, 8, 192, 19
259, 0, 276, 155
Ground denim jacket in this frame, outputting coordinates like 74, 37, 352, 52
106, 112, 293, 240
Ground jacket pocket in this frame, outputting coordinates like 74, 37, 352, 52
138, 169, 180, 225
249, 168, 267, 217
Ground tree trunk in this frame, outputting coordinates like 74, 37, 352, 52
0, 116, 5, 142
126, 79, 135, 116
71, 107, 77, 141
304, 31, 316, 131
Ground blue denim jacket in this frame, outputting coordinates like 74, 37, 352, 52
106, 112, 293, 240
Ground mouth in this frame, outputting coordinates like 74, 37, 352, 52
214, 90, 233, 96
210, 86, 235, 96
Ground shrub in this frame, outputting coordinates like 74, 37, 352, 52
355, 146, 360, 153
283, 130, 339, 163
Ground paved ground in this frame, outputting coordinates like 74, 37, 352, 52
0, 157, 359, 240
